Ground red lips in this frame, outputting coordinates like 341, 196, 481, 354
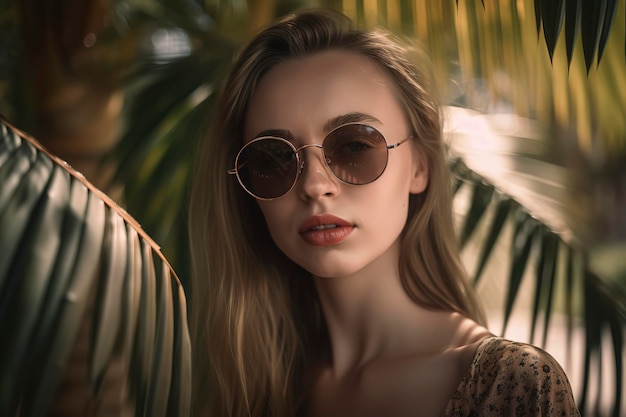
298, 214, 354, 246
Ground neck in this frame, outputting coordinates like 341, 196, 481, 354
312, 240, 437, 377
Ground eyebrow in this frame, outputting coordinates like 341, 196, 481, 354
254, 129, 293, 140
323, 112, 381, 132
253, 112, 381, 140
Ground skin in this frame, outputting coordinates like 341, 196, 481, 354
244, 50, 491, 417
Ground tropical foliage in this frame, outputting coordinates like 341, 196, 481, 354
0, 117, 191, 416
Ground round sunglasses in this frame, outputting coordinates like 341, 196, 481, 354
228, 123, 411, 200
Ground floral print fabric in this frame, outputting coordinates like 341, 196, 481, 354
441, 337, 580, 417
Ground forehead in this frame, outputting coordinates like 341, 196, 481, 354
243, 50, 405, 139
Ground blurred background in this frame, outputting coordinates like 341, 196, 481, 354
0, 0, 624, 415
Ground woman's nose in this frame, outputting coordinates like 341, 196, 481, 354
297, 148, 341, 200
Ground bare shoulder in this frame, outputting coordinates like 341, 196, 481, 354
422, 311, 492, 368
445, 313, 493, 366
307, 313, 494, 417
448, 312, 492, 343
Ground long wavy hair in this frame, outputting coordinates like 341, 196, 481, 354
188, 9, 485, 417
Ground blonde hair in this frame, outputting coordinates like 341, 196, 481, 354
188, 9, 485, 417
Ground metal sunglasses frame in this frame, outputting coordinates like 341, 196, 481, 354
227, 122, 412, 200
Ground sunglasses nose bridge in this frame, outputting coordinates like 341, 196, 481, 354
296, 142, 340, 181
295, 142, 326, 169
294, 143, 323, 153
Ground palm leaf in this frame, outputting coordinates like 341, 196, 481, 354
565, 0, 582, 65
531, 229, 559, 346
458, 179, 495, 249
504, 208, 539, 335
447, 107, 624, 416
471, 0, 623, 69
579, 270, 625, 417
597, 0, 620, 63
110, 29, 238, 288
451, 157, 624, 417
471, 196, 514, 286
541, 0, 566, 61
581, 0, 609, 72
0, 116, 191, 417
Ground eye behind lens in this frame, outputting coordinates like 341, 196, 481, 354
237, 138, 299, 199
325, 124, 388, 185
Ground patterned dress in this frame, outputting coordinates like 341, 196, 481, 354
441, 337, 580, 417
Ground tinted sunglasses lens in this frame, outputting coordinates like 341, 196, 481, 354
325, 124, 388, 184
236, 138, 298, 199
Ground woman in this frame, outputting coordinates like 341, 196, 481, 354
188, 9, 579, 417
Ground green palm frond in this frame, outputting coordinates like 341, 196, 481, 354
337, 0, 626, 160
534, 0, 622, 70
447, 107, 625, 417
111, 36, 237, 287
0, 117, 191, 417
453, 167, 624, 416
580, 271, 624, 416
